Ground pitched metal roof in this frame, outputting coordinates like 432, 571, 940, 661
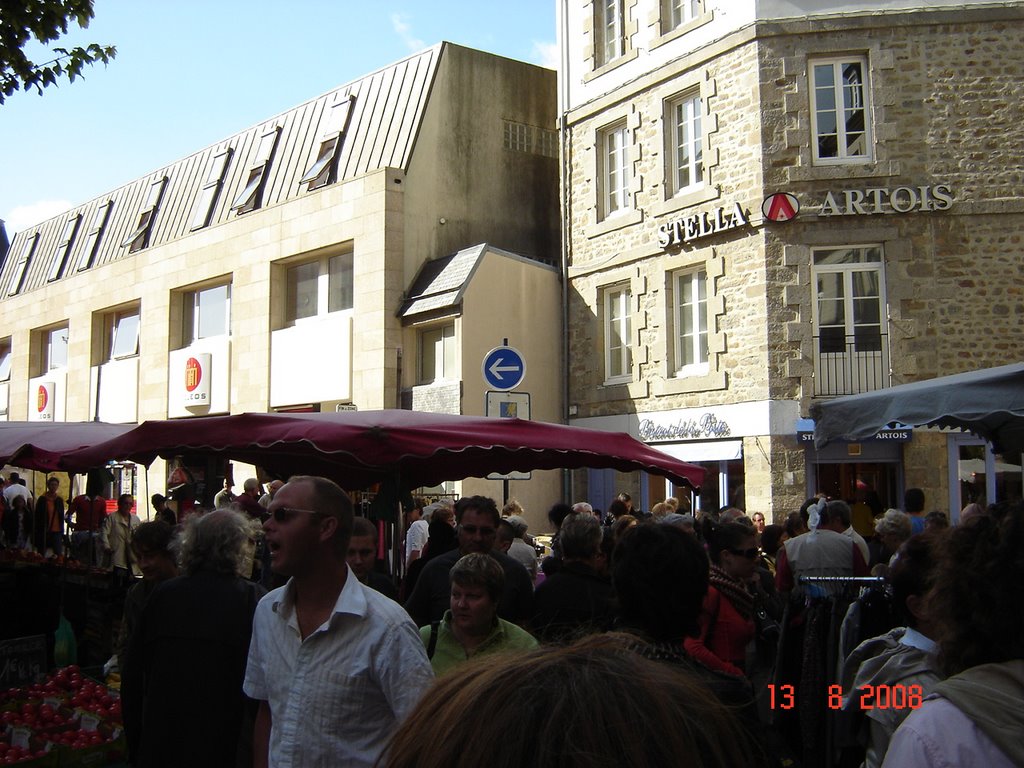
1, 44, 444, 300
399, 243, 556, 319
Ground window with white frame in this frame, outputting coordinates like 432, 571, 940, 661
46, 327, 69, 371
812, 246, 888, 395
673, 269, 708, 375
604, 285, 632, 382
666, 0, 701, 29
285, 252, 353, 324
0, 339, 11, 382
595, 0, 625, 67
109, 309, 141, 360
599, 122, 631, 218
811, 57, 871, 164
419, 323, 456, 384
183, 284, 231, 344
668, 91, 703, 195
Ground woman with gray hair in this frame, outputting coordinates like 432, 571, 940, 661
123, 510, 266, 768
419, 552, 537, 675
874, 509, 913, 567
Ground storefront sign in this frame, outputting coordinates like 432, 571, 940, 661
817, 184, 952, 217
33, 381, 55, 421
182, 353, 211, 407
639, 413, 733, 441
658, 202, 749, 249
798, 427, 912, 443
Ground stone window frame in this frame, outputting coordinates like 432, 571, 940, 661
666, 88, 704, 198
602, 282, 633, 385
649, 0, 712, 50
585, 104, 644, 237
37, 323, 69, 375
650, 73, 721, 218
671, 266, 709, 378
583, 0, 640, 81
653, 249, 726, 396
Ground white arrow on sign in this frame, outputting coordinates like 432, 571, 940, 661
488, 358, 521, 380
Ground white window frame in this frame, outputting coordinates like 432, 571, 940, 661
0, 339, 11, 382
418, 322, 456, 385
596, 0, 625, 67
47, 327, 69, 371
673, 269, 709, 377
600, 122, 631, 219
668, 91, 703, 196
603, 285, 632, 383
184, 284, 231, 343
109, 309, 141, 360
667, 0, 701, 29
284, 252, 353, 326
810, 57, 872, 164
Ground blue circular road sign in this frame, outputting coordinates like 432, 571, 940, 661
482, 346, 526, 391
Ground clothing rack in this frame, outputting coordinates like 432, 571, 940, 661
798, 576, 886, 585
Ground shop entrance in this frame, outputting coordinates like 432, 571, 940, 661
811, 461, 897, 515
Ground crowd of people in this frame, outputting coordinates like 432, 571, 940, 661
2, 469, 1022, 767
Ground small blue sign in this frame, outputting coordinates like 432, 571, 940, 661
482, 346, 526, 391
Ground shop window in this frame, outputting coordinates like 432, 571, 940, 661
190, 148, 233, 231
673, 269, 708, 376
184, 284, 231, 343
603, 285, 632, 383
78, 201, 113, 272
231, 125, 281, 214
109, 309, 141, 360
598, 121, 631, 219
300, 92, 354, 191
419, 323, 456, 384
810, 57, 872, 164
285, 252, 353, 325
595, 0, 625, 67
47, 214, 81, 281
812, 246, 888, 395
121, 177, 166, 253
667, 90, 703, 196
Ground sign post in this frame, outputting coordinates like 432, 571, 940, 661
483, 343, 529, 484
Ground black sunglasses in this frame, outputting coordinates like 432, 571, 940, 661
727, 547, 760, 559
271, 507, 321, 523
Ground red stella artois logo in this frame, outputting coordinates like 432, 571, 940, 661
37, 385, 49, 412
185, 357, 203, 392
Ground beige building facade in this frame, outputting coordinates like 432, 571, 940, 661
0, 43, 563, 525
560, 0, 1024, 519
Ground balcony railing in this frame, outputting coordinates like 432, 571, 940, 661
813, 333, 890, 396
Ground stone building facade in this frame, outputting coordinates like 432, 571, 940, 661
561, 0, 1024, 520
0, 43, 563, 523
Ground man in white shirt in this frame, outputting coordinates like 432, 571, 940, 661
244, 475, 432, 768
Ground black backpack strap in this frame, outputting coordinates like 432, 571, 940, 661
427, 621, 441, 659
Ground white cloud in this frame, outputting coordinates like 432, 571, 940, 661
390, 13, 425, 52
3, 200, 74, 236
532, 40, 560, 71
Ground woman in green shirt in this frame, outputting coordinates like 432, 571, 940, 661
420, 553, 537, 675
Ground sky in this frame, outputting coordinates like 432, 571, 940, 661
0, 0, 558, 237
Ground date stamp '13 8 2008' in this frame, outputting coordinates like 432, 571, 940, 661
768, 684, 924, 711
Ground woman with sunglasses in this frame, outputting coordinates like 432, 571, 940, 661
683, 520, 761, 677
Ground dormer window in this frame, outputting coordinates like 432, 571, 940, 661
121, 177, 167, 253
300, 92, 355, 191
7, 232, 39, 296
78, 201, 113, 271
231, 125, 281, 214
190, 148, 233, 230
48, 214, 81, 281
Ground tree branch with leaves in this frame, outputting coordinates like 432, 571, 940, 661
1, 0, 116, 105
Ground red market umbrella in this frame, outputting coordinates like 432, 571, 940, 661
0, 421, 136, 472
58, 410, 706, 491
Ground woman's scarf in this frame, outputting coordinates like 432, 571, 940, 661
709, 563, 754, 620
